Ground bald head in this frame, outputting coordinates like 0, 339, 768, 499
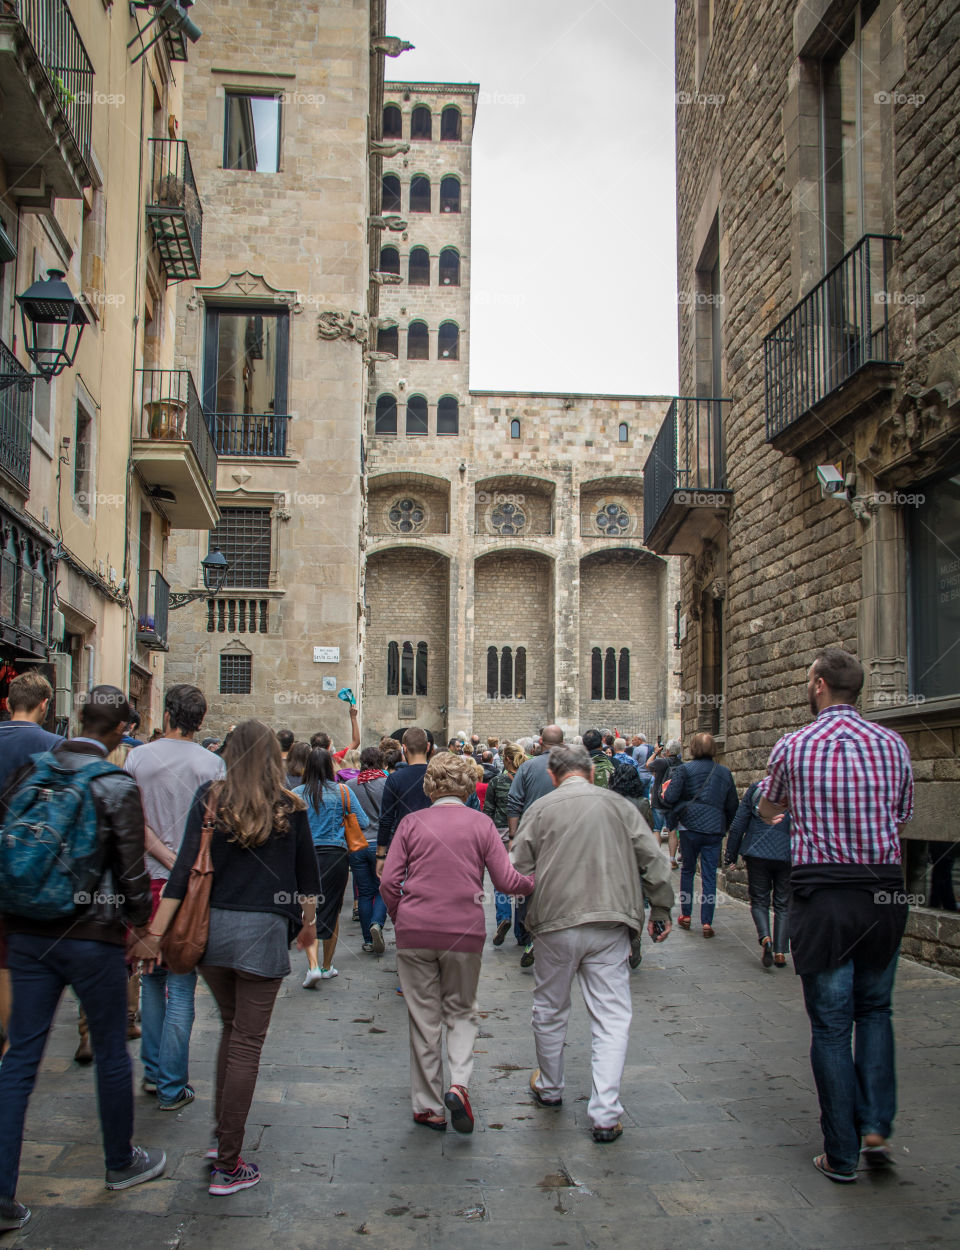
540, 724, 564, 747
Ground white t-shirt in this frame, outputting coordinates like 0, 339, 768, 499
125, 738, 226, 880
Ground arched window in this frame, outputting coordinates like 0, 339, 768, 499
405, 394, 428, 435
487, 646, 498, 699
515, 647, 527, 699
401, 641, 414, 695
591, 647, 602, 700
408, 246, 430, 285
510, 419, 521, 439
437, 395, 459, 435
382, 173, 401, 213
439, 175, 461, 213
375, 393, 397, 435
618, 422, 629, 443
410, 105, 432, 140
386, 641, 399, 695
603, 647, 616, 701
618, 648, 630, 701
407, 321, 429, 360
440, 105, 462, 141
382, 104, 402, 139
376, 325, 398, 356
410, 174, 431, 213
438, 247, 460, 286
378, 245, 400, 275
415, 642, 428, 695
438, 322, 459, 360
500, 646, 513, 698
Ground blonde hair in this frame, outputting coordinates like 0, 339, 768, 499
340, 748, 361, 771
422, 752, 478, 803
502, 741, 525, 774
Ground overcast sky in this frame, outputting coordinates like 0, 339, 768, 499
386, 0, 679, 396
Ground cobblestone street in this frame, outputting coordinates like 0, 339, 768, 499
4, 889, 959, 1250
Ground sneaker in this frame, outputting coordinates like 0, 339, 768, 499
158, 1084, 195, 1112
520, 942, 535, 968
361, 942, 375, 953
141, 1078, 157, 1095
208, 1158, 261, 1196
592, 1122, 623, 1144
628, 936, 643, 970
319, 966, 338, 979
204, 1138, 219, 1161
302, 966, 324, 989
105, 1146, 167, 1190
492, 918, 511, 946
370, 923, 385, 954
0, 1200, 30, 1232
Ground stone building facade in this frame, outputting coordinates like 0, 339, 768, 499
649, 0, 960, 970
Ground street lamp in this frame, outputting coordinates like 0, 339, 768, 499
169, 547, 229, 609
16, 270, 89, 381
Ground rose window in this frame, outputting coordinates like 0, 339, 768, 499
596, 502, 630, 535
491, 500, 526, 535
387, 498, 426, 533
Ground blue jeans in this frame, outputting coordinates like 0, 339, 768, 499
678, 830, 723, 924
0, 935, 135, 1198
349, 846, 387, 942
494, 892, 527, 943
800, 953, 899, 1174
140, 966, 197, 1104
652, 809, 666, 834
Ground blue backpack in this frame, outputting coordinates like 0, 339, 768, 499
0, 751, 117, 920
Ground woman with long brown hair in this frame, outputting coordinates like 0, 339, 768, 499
142, 720, 320, 1196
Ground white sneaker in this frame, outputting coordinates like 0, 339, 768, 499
302, 967, 323, 989
319, 966, 338, 979
370, 923, 385, 954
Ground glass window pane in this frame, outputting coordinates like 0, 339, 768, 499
415, 642, 428, 696
401, 641, 414, 695
487, 646, 498, 699
214, 312, 278, 414
909, 474, 960, 699
387, 641, 399, 695
591, 647, 602, 700
603, 647, 616, 701
225, 94, 281, 172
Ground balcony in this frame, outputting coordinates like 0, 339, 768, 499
132, 370, 219, 529
0, 0, 93, 201
0, 338, 34, 494
207, 413, 289, 457
764, 234, 902, 454
136, 570, 169, 651
147, 138, 202, 283
643, 397, 731, 556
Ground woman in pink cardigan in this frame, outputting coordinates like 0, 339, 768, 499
379, 752, 535, 1134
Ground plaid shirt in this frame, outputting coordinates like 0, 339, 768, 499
760, 705, 913, 866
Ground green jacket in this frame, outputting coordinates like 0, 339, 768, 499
590, 751, 614, 788
483, 771, 513, 830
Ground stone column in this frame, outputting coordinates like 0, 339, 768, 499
856, 473, 908, 708
447, 465, 473, 735
553, 466, 579, 737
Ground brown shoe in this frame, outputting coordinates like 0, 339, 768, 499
677, 916, 691, 930
702, 924, 715, 938
74, 1033, 93, 1065
127, 1011, 141, 1041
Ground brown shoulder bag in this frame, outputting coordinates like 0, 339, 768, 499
162, 786, 220, 975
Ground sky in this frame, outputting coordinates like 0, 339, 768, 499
386, 0, 679, 396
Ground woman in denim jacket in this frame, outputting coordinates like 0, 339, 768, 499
726, 780, 792, 967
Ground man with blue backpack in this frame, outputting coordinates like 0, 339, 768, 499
0, 685, 165, 1233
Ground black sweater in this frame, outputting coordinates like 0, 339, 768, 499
165, 784, 321, 931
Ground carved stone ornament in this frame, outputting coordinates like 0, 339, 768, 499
710, 578, 726, 600
386, 496, 427, 534
317, 310, 368, 345
372, 271, 403, 286
369, 215, 408, 232
866, 380, 959, 476
371, 316, 398, 331
490, 497, 527, 536
193, 271, 301, 312
594, 500, 630, 536
364, 351, 397, 364
370, 141, 411, 159
371, 36, 415, 57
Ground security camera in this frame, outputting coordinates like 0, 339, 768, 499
816, 464, 845, 497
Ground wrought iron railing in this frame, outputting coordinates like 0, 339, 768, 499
206, 413, 289, 457
137, 369, 218, 491
764, 234, 899, 441
643, 397, 730, 544
8, 0, 93, 167
0, 337, 34, 492
137, 569, 170, 651
147, 138, 202, 281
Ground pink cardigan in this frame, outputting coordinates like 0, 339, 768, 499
379, 802, 535, 953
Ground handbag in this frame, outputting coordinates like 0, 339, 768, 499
162, 786, 220, 975
339, 784, 367, 853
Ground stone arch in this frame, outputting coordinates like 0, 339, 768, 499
580, 475, 645, 540
475, 474, 556, 538
367, 473, 451, 538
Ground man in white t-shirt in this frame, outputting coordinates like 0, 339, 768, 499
125, 685, 224, 1110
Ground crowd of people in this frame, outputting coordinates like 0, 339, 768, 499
0, 645, 915, 1231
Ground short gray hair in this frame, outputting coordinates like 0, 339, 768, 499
666, 738, 681, 755
548, 742, 592, 781
613, 737, 627, 752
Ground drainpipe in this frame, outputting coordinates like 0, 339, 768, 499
84, 642, 96, 693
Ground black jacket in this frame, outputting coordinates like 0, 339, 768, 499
661, 758, 738, 835
3, 740, 153, 945
725, 782, 792, 863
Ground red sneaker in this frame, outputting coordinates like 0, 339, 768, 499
444, 1084, 474, 1134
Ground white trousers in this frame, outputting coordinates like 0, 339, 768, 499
396, 948, 482, 1115
531, 923, 632, 1128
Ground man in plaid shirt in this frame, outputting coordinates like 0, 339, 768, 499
759, 647, 913, 1185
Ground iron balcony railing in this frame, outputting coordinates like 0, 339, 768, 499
146, 138, 202, 282
764, 234, 900, 441
9, 0, 93, 168
643, 396, 730, 544
0, 337, 34, 492
137, 369, 218, 490
206, 413, 289, 457
137, 569, 170, 651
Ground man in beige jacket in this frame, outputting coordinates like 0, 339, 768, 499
511, 742, 674, 1143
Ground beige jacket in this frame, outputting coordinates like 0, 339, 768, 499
511, 776, 674, 934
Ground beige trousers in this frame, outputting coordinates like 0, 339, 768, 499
396, 947, 482, 1115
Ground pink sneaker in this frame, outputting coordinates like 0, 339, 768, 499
208, 1159, 261, 1195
